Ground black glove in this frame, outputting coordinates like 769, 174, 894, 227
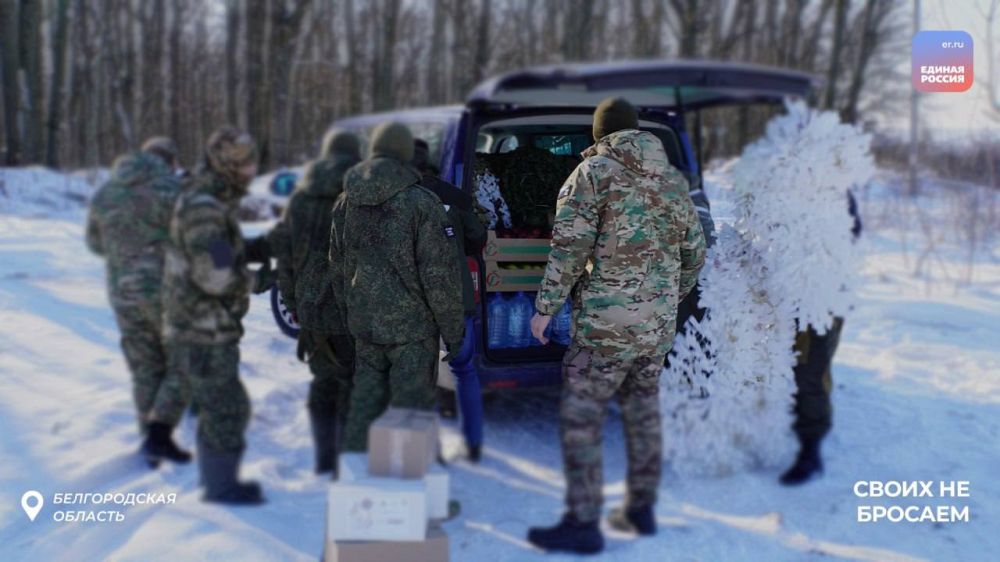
252, 261, 277, 294
244, 235, 272, 264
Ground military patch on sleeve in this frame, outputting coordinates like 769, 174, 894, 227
208, 239, 234, 268
443, 225, 456, 238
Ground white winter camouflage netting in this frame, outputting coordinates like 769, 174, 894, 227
661, 101, 875, 476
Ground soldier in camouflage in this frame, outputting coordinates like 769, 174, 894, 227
527, 98, 706, 554
329, 122, 465, 453
162, 126, 273, 505
86, 137, 191, 467
273, 128, 361, 474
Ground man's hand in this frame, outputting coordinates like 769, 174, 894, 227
531, 313, 552, 345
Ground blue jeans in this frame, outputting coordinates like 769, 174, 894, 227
449, 316, 483, 448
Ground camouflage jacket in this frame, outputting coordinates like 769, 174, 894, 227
86, 152, 181, 310
417, 173, 488, 316
535, 129, 706, 359
329, 157, 465, 346
162, 169, 255, 345
274, 153, 359, 333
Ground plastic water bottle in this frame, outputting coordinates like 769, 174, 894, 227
488, 293, 508, 348
553, 299, 573, 345
507, 292, 530, 348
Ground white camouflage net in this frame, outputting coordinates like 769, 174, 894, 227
661, 101, 875, 476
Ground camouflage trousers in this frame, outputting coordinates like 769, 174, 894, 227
299, 330, 354, 420
169, 342, 250, 453
560, 344, 663, 523
113, 304, 188, 431
792, 317, 844, 444
342, 336, 438, 452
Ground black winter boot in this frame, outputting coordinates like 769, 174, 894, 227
309, 409, 338, 475
198, 438, 265, 505
142, 422, 192, 466
780, 439, 824, 486
608, 505, 656, 535
527, 513, 604, 555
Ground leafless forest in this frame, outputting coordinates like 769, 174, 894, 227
0, 0, 910, 170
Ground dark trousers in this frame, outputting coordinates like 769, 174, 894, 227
792, 318, 844, 444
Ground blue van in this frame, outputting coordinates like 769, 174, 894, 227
270, 60, 816, 447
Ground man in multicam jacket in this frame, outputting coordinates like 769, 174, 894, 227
86, 137, 191, 467
273, 128, 361, 475
329, 122, 465, 453
527, 98, 706, 555
162, 126, 272, 505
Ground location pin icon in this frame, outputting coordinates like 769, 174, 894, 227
21, 490, 43, 522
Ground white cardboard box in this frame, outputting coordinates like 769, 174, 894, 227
327, 478, 428, 542
338, 453, 451, 521
425, 465, 450, 521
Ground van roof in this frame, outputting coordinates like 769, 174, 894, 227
467, 59, 819, 110
334, 105, 464, 129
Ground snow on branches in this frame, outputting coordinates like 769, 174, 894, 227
661, 101, 874, 476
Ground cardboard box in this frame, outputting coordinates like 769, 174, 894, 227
425, 465, 450, 521
327, 478, 427, 542
483, 231, 552, 262
324, 525, 449, 562
339, 453, 451, 521
483, 260, 546, 292
368, 408, 439, 479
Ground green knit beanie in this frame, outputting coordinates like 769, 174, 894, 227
592, 97, 639, 141
370, 122, 414, 163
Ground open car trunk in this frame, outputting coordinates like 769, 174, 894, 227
466, 60, 818, 365
472, 113, 689, 363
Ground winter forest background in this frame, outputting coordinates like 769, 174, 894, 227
1, 0, 995, 183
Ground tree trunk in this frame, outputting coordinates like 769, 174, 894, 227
140, 0, 165, 138
373, 0, 400, 111
823, 0, 849, 110
168, 0, 185, 144
471, 0, 491, 87
225, 0, 241, 125
268, 0, 312, 166
45, 0, 70, 167
19, 0, 44, 163
245, 0, 267, 163
0, 0, 21, 164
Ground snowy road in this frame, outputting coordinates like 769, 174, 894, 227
0, 167, 997, 561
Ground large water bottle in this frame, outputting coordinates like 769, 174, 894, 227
507, 292, 530, 348
487, 293, 508, 348
553, 299, 573, 345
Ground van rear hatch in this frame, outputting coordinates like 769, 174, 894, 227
467, 59, 818, 110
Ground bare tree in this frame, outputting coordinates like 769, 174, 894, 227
224, 0, 241, 126
45, 0, 70, 167
268, 0, 313, 165
19, 0, 44, 162
823, 0, 849, 109
245, 0, 267, 162
0, 0, 21, 164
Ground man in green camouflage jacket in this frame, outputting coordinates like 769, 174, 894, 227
527, 98, 706, 554
163, 126, 272, 505
329, 122, 465, 452
273, 128, 361, 474
86, 137, 191, 467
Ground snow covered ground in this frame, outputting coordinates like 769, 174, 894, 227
0, 164, 997, 561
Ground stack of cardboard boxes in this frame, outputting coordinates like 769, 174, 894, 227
325, 408, 450, 562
